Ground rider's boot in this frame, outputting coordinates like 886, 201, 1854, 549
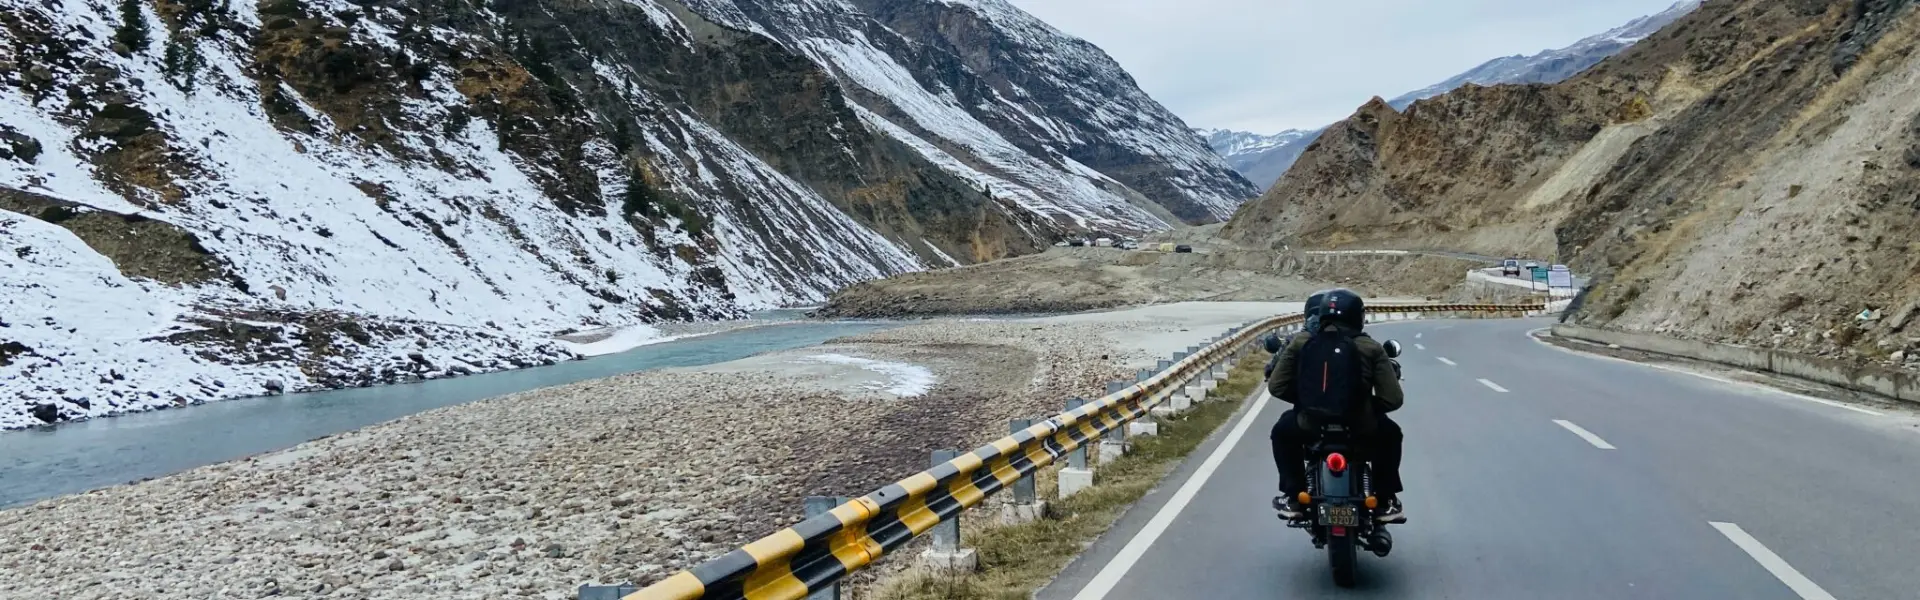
1374, 496, 1406, 523
1273, 495, 1306, 520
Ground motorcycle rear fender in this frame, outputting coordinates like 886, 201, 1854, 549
1315, 461, 1360, 502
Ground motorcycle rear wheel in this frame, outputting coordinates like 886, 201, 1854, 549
1328, 532, 1358, 587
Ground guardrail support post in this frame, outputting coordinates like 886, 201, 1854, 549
804, 496, 849, 600
921, 449, 978, 572
1001, 418, 1049, 524
1124, 378, 1158, 437
1060, 398, 1094, 498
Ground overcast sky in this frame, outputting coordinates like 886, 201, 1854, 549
1007, 0, 1683, 134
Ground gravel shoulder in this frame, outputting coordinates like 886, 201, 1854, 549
0, 307, 1284, 600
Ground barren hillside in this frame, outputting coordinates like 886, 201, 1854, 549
1222, 0, 1920, 369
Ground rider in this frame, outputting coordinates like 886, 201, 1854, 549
1267, 288, 1407, 523
1265, 290, 1326, 378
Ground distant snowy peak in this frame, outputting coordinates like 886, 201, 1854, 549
1198, 128, 1315, 159
1387, 0, 1701, 108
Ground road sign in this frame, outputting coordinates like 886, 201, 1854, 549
1547, 265, 1573, 288
1531, 267, 1549, 283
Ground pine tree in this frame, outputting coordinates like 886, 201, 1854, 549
114, 0, 151, 54
612, 119, 632, 155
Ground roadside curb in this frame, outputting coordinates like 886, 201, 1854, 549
1549, 324, 1918, 406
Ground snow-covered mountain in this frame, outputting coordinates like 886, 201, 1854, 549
1196, 127, 1321, 193
0, 0, 1250, 428
1204, 0, 1700, 191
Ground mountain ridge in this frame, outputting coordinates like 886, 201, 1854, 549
1204, 0, 1701, 190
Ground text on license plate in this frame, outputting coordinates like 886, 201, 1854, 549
1320, 505, 1358, 526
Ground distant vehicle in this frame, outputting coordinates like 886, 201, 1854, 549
1174, 244, 1194, 254
1158, 243, 1176, 252
1069, 239, 1087, 247
1117, 241, 1138, 250
1500, 259, 1521, 277
1525, 261, 1540, 271
1053, 241, 1069, 247
1094, 237, 1113, 247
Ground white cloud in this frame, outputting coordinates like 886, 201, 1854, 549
1008, 0, 1685, 133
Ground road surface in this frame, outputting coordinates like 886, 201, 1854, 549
1039, 317, 1920, 600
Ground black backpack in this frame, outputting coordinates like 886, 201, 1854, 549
1293, 327, 1364, 421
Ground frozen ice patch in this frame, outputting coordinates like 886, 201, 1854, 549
800, 353, 937, 397
557, 324, 676, 357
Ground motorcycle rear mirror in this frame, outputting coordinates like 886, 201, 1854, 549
1383, 339, 1403, 358
1264, 334, 1282, 354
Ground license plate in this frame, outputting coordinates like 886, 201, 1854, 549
1319, 505, 1358, 527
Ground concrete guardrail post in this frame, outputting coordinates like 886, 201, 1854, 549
577, 584, 638, 600
1150, 360, 1180, 417
1060, 398, 1094, 498
1119, 379, 1157, 437
920, 449, 978, 572
1001, 418, 1048, 524
804, 496, 850, 600
1098, 382, 1130, 462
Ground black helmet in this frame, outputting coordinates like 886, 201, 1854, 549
1302, 290, 1328, 332
1319, 288, 1365, 330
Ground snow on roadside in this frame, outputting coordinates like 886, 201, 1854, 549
799, 353, 937, 397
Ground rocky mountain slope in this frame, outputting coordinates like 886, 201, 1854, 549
1222, 0, 1920, 369
1205, 1, 1699, 191
0, 0, 1247, 428
1384, 1, 1703, 109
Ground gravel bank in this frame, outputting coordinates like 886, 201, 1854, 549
0, 317, 1208, 599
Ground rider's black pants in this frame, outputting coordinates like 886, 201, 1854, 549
1270, 408, 1404, 497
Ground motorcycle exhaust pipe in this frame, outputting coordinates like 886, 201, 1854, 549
1368, 528, 1393, 557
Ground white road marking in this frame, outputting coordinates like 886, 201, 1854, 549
1710, 522, 1839, 600
1525, 328, 1884, 417
1415, 332, 1423, 339
1478, 379, 1509, 393
1552, 419, 1616, 449
1437, 357, 1457, 366
1068, 387, 1273, 600
1415, 343, 1427, 351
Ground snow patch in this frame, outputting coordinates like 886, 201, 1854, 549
800, 353, 937, 397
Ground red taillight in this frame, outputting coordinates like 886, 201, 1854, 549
1326, 452, 1347, 473
1331, 526, 1348, 537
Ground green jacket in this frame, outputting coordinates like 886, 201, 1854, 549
1267, 323, 1404, 431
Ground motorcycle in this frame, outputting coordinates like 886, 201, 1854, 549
1266, 336, 1404, 588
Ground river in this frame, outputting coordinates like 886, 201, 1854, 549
0, 317, 899, 508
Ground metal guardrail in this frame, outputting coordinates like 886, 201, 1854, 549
611, 302, 1549, 600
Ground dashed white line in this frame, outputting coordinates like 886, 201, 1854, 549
1436, 357, 1457, 366
1067, 386, 1273, 600
1415, 332, 1423, 339
1552, 420, 1616, 449
1478, 378, 1509, 393
1710, 522, 1838, 600
1415, 343, 1426, 351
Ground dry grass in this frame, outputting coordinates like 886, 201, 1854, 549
869, 352, 1268, 600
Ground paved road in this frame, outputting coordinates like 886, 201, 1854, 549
1039, 317, 1920, 600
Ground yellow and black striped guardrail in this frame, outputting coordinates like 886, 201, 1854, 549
620, 302, 1549, 600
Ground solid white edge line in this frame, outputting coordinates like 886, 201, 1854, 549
1437, 357, 1457, 366
1551, 419, 1617, 450
1068, 388, 1273, 600
1478, 378, 1509, 393
1524, 328, 1884, 417
1710, 522, 1839, 600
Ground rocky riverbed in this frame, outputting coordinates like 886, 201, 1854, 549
0, 314, 1232, 599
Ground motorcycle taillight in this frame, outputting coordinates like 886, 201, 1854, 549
1327, 452, 1347, 473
